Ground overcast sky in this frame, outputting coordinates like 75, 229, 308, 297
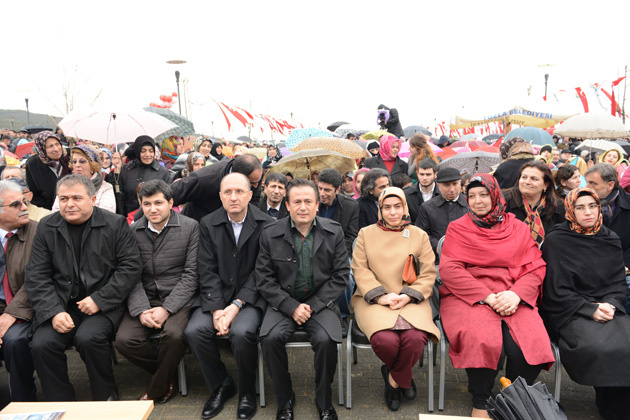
4, 0, 630, 139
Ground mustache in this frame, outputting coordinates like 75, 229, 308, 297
18, 211, 29, 217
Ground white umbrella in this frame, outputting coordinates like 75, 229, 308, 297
575, 139, 627, 156
58, 108, 178, 145
554, 113, 630, 139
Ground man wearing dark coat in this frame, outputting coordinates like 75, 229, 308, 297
0, 181, 38, 401
415, 167, 468, 256
256, 178, 349, 420
186, 173, 274, 420
171, 154, 263, 222
25, 174, 141, 401
115, 180, 199, 404
357, 169, 390, 229
404, 159, 440, 223
258, 172, 289, 220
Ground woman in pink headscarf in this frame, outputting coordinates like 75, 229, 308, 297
363, 135, 409, 176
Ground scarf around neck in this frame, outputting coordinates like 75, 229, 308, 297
523, 194, 546, 245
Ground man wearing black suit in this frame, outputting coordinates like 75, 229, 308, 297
403, 159, 440, 222
357, 168, 391, 229
257, 172, 288, 220
185, 173, 274, 420
171, 154, 263, 222
256, 179, 349, 420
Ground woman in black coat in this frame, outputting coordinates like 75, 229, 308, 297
542, 188, 630, 420
363, 135, 408, 177
502, 160, 565, 246
118, 135, 172, 215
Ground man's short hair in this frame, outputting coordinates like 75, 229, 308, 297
586, 163, 620, 190
360, 168, 390, 199
232, 154, 263, 176
286, 178, 319, 202
317, 168, 342, 190
1, 166, 25, 180
57, 174, 96, 197
0, 180, 25, 212
1, 135, 10, 141
391, 173, 412, 189
264, 172, 288, 187
417, 159, 438, 173
138, 180, 173, 202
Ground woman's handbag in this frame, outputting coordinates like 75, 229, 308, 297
402, 254, 420, 284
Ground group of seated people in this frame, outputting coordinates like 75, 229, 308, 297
2, 129, 630, 420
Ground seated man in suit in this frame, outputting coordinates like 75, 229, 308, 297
258, 172, 288, 220
403, 159, 440, 222
186, 173, 274, 420
0, 180, 38, 401
25, 174, 141, 401
357, 168, 390, 229
256, 178, 349, 420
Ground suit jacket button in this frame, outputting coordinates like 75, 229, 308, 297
292, 259, 297, 263
229, 277, 233, 282
286, 256, 291, 261
233, 252, 237, 258
207, 293, 212, 297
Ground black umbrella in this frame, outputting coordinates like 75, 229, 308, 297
614, 139, 630, 157
483, 133, 504, 143
20, 125, 53, 134
487, 377, 566, 420
326, 121, 350, 132
237, 135, 253, 142
403, 125, 432, 138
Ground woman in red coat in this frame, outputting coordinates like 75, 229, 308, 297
439, 173, 554, 418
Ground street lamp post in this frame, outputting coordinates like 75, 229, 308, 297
175, 71, 182, 115
544, 74, 549, 100
25, 98, 30, 125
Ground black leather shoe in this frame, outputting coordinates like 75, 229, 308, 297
402, 379, 416, 399
237, 392, 257, 420
319, 406, 338, 420
202, 377, 236, 419
107, 385, 119, 401
275, 393, 295, 420
381, 365, 400, 411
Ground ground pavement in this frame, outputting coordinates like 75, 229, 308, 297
0, 341, 600, 419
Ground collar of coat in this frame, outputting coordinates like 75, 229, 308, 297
134, 209, 182, 231
44, 206, 106, 229
12, 219, 37, 243
208, 203, 271, 227
433, 193, 467, 207
267, 216, 340, 242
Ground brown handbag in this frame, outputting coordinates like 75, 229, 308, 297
402, 254, 420, 284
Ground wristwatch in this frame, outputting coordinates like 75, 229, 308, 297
232, 299, 244, 311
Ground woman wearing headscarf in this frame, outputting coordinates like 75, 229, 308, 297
363, 135, 408, 177
209, 142, 226, 161
192, 137, 218, 164
351, 187, 439, 411
542, 188, 630, 420
503, 160, 565, 246
181, 152, 206, 178
600, 148, 628, 179
119, 135, 172, 215
25, 131, 71, 210
160, 136, 181, 170
262, 144, 283, 170
537, 144, 556, 170
352, 168, 370, 199
52, 144, 116, 213
100, 148, 113, 173
493, 137, 534, 189
439, 174, 553, 418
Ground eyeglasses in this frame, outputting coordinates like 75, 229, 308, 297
71, 159, 89, 165
0, 198, 29, 209
574, 203, 599, 212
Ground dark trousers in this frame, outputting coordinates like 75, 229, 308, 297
370, 328, 429, 389
260, 314, 338, 411
594, 386, 630, 420
0, 321, 36, 401
185, 306, 262, 397
466, 321, 544, 409
31, 308, 115, 401
114, 307, 189, 398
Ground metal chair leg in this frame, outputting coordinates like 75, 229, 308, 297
428, 341, 434, 412
552, 342, 562, 402
258, 341, 265, 407
346, 319, 353, 409
439, 322, 446, 411
178, 358, 187, 396
337, 343, 344, 406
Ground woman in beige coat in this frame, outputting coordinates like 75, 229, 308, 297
351, 187, 439, 411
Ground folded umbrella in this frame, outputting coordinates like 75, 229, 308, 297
487, 377, 566, 420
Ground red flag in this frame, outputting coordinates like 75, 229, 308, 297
575, 87, 589, 112
235, 106, 254, 120
612, 76, 626, 87
611, 87, 617, 116
220, 102, 249, 127
212, 99, 232, 131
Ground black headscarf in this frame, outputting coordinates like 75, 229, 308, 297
541, 220, 627, 332
132, 135, 157, 167
210, 142, 225, 161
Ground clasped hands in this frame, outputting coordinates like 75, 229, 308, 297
52, 297, 101, 334
592, 302, 615, 323
484, 291, 521, 317
213, 303, 240, 335
292, 303, 312, 325
139, 307, 170, 329
377, 292, 411, 310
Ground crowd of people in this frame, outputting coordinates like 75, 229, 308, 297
0, 125, 628, 420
